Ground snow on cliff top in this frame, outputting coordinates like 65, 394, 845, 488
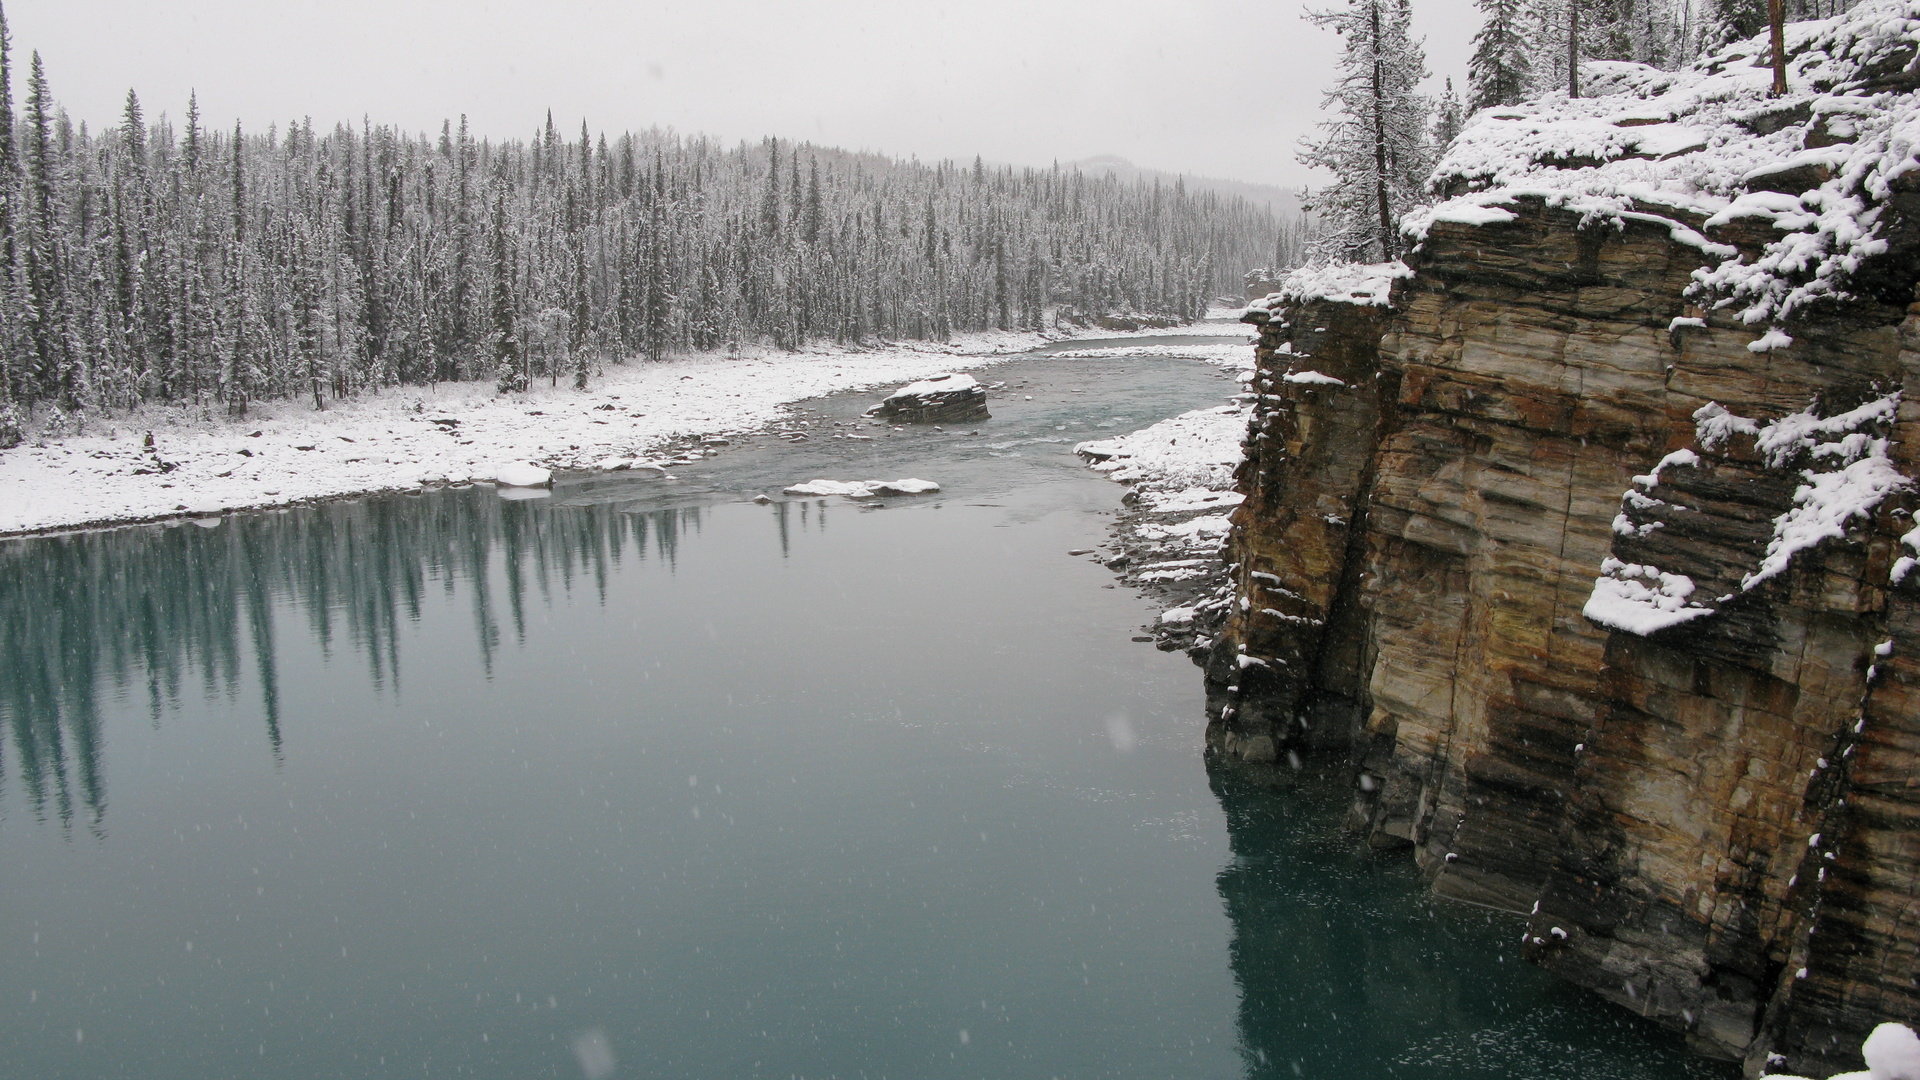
1249, 261, 1413, 311
1405, 0, 1920, 328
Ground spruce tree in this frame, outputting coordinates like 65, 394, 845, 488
1705, 0, 1768, 49
183, 91, 200, 173
1298, 0, 1432, 262
490, 186, 520, 392
23, 51, 63, 405
0, 1, 19, 415
804, 156, 823, 244
1469, 0, 1532, 110
1433, 78, 1465, 150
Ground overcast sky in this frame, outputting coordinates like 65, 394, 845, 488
8, 0, 1480, 191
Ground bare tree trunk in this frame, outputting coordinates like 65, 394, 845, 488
1568, 0, 1581, 98
1769, 0, 1788, 97
1371, 0, 1394, 262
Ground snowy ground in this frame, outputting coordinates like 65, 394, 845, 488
0, 315, 1247, 537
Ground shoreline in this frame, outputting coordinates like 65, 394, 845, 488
1, 318, 1251, 540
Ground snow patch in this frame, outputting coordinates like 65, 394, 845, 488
1252, 261, 1411, 311
782, 478, 941, 498
1585, 558, 1715, 634
1074, 404, 1248, 490
494, 463, 553, 488
889, 372, 978, 398
1147, 487, 1247, 513
1282, 370, 1349, 387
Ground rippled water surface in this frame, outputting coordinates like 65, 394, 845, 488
0, 350, 1727, 1080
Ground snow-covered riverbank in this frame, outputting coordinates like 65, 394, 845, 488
1074, 361, 1255, 655
0, 317, 1249, 537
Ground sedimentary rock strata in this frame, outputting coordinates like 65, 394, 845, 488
1210, 5, 1920, 1071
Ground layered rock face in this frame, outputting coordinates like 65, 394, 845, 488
1209, 83, 1920, 1080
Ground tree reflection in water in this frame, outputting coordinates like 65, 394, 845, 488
0, 488, 833, 832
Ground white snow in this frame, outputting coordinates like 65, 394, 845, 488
1427, 202, 1521, 227
1584, 557, 1715, 634
782, 478, 941, 498
1893, 523, 1920, 584
1769, 1023, 1920, 1080
1138, 514, 1235, 543
1075, 404, 1248, 491
1739, 393, 1909, 588
1282, 370, 1349, 387
1748, 449, 1908, 588
1694, 401, 1763, 450
1146, 487, 1247, 513
1413, 0, 1920, 345
1633, 448, 1702, 488
1112, 321, 1257, 337
1866, 1022, 1920, 1080
0, 320, 1222, 536
888, 372, 979, 398
494, 462, 553, 488
1250, 261, 1412, 311
1589, 391, 1909, 633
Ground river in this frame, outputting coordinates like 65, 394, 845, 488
0, 347, 1728, 1080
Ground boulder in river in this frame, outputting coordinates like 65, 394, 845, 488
782, 478, 940, 498
494, 462, 553, 488
869, 373, 988, 423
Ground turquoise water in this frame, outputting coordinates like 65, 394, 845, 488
0, 354, 1726, 1080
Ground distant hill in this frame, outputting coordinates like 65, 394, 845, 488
1065, 156, 1303, 218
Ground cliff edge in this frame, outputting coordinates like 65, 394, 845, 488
1214, 4, 1920, 1073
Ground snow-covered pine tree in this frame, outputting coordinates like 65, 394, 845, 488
1705, 0, 1769, 50
0, 43, 1285, 417
0, 1, 18, 421
23, 51, 66, 407
1624, 0, 1678, 67
1470, 0, 1532, 109
1298, 0, 1432, 262
1433, 78, 1466, 151
1527, 0, 1568, 94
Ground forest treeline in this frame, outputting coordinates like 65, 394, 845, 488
0, 11, 1280, 430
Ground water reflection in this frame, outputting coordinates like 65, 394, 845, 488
0, 489, 839, 830
1210, 764, 1729, 1080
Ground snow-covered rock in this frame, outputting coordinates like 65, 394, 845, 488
1398, 0, 1920, 338
781, 478, 941, 498
494, 462, 554, 488
870, 372, 989, 423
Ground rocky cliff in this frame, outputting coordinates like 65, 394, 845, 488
1210, 5, 1920, 1073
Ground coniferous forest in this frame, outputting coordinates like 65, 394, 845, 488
0, 12, 1280, 429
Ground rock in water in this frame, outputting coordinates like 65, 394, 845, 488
870, 373, 988, 423
494, 462, 553, 488
867, 478, 940, 496
782, 478, 941, 498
